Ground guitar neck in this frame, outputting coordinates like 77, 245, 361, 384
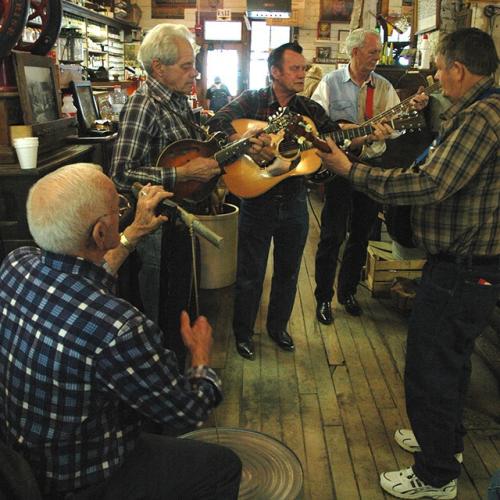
213, 120, 285, 167
362, 81, 441, 125
324, 124, 375, 144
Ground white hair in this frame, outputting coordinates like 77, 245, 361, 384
138, 23, 194, 75
345, 28, 381, 56
26, 163, 112, 255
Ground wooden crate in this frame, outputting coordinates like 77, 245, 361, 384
365, 241, 426, 296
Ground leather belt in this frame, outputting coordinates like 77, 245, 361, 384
433, 253, 500, 266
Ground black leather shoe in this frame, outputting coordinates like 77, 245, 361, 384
316, 301, 333, 325
236, 339, 255, 360
339, 294, 362, 316
268, 330, 295, 351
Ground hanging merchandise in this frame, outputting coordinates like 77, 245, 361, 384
419, 34, 431, 69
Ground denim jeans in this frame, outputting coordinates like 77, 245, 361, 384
314, 176, 379, 302
136, 228, 163, 324
406, 256, 500, 486
233, 184, 309, 341
488, 470, 500, 500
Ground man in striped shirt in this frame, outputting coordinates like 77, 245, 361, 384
318, 28, 499, 500
0, 164, 241, 498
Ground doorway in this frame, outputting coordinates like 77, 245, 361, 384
205, 45, 240, 98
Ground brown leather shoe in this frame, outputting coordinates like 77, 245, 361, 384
268, 330, 295, 351
316, 301, 333, 325
236, 339, 255, 360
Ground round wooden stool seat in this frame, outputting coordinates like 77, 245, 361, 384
181, 427, 304, 499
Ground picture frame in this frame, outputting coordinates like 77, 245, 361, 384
414, 0, 441, 34
13, 51, 62, 125
337, 29, 349, 41
69, 81, 100, 132
316, 47, 332, 60
317, 21, 331, 40
320, 0, 354, 23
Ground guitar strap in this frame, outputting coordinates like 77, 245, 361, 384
364, 85, 375, 121
160, 98, 208, 140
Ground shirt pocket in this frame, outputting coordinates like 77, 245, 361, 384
329, 100, 356, 121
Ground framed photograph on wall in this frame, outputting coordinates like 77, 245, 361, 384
152, 0, 196, 19
320, 0, 354, 23
316, 47, 332, 60
414, 0, 441, 34
13, 51, 62, 125
317, 21, 331, 40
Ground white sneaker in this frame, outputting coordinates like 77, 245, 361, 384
380, 467, 457, 499
394, 429, 463, 464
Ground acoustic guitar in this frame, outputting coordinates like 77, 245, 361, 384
155, 108, 294, 203
223, 112, 426, 199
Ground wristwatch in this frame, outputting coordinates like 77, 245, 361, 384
119, 232, 136, 252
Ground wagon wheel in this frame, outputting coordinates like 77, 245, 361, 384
15, 0, 62, 55
0, 0, 29, 58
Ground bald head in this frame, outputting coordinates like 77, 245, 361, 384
27, 163, 116, 255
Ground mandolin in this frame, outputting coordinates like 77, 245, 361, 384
155, 108, 294, 203
223, 112, 426, 198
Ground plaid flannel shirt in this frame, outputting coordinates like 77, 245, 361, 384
110, 76, 206, 194
0, 247, 222, 494
350, 77, 500, 256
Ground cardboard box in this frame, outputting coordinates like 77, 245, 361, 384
365, 241, 426, 296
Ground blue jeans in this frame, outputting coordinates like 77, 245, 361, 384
488, 470, 500, 500
406, 256, 500, 486
136, 228, 163, 324
233, 184, 309, 341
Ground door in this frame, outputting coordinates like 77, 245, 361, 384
205, 43, 242, 99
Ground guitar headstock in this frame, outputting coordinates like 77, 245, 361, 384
265, 107, 300, 134
393, 111, 426, 133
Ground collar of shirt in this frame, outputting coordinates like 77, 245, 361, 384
441, 76, 495, 121
144, 76, 190, 108
343, 65, 375, 88
40, 250, 116, 293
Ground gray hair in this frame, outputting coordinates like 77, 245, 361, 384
345, 28, 381, 56
138, 23, 194, 75
27, 163, 111, 255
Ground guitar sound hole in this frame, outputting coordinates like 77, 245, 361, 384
277, 138, 299, 159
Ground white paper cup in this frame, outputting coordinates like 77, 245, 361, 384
13, 137, 39, 146
15, 142, 39, 169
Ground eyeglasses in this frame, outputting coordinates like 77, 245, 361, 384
87, 194, 131, 240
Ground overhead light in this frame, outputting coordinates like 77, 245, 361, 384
248, 11, 291, 18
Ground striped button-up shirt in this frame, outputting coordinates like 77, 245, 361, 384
0, 247, 222, 494
350, 76, 499, 257
110, 76, 206, 194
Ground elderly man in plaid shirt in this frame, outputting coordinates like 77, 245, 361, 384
0, 164, 241, 499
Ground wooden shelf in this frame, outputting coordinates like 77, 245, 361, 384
62, 1, 138, 30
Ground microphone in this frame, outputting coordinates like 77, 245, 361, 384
131, 182, 223, 249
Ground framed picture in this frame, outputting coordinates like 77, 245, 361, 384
69, 81, 100, 132
13, 52, 62, 125
317, 21, 331, 40
338, 29, 349, 41
316, 47, 332, 60
151, 0, 196, 19
414, 0, 441, 34
320, 0, 354, 23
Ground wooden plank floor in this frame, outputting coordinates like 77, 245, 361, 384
199, 190, 500, 500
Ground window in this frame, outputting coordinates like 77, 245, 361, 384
204, 21, 242, 41
249, 21, 290, 89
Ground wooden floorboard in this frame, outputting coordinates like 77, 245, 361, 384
197, 189, 499, 499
